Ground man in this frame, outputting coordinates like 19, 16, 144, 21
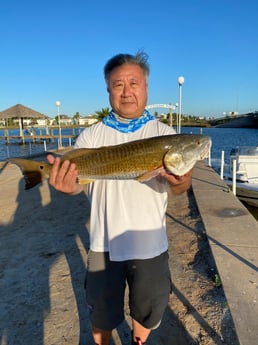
48, 52, 192, 345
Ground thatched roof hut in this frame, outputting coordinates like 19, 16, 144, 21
0, 104, 48, 120
0, 104, 48, 136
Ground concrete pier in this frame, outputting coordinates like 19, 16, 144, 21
192, 161, 258, 345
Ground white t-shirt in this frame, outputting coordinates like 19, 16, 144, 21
74, 119, 176, 261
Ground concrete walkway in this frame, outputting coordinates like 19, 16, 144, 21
192, 162, 258, 345
1, 160, 257, 344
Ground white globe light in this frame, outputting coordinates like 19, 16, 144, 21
177, 76, 185, 85
55, 101, 61, 107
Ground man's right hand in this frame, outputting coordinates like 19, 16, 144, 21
47, 155, 83, 195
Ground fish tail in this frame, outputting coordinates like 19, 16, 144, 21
8, 158, 51, 189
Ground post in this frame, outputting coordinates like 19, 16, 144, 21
45, 118, 49, 135
55, 101, 62, 148
208, 146, 211, 167
175, 103, 179, 132
169, 103, 173, 127
232, 159, 236, 196
177, 76, 184, 134
220, 151, 224, 180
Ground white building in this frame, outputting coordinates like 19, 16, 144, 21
79, 116, 98, 126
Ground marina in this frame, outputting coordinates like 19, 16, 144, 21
214, 146, 258, 208
1, 1, 257, 344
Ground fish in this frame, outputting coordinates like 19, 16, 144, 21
8, 134, 211, 190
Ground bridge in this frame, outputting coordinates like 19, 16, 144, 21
209, 112, 258, 128
146, 103, 179, 128
146, 103, 176, 111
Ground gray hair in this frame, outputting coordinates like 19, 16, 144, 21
104, 51, 150, 83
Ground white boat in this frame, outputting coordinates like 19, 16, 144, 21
215, 146, 258, 207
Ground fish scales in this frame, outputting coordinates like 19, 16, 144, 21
68, 138, 167, 179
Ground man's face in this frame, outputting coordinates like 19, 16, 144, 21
107, 64, 148, 119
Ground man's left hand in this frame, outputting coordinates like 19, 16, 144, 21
160, 169, 193, 195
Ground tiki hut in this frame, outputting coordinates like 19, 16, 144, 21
0, 104, 48, 136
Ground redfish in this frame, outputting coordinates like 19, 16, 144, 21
8, 134, 211, 189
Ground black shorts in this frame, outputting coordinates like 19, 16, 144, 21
85, 251, 172, 331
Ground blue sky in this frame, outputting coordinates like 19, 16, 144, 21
0, 0, 257, 119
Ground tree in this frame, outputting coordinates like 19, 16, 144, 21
73, 112, 80, 125
94, 107, 110, 121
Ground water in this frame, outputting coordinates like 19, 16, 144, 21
0, 127, 83, 161
245, 204, 258, 220
180, 127, 258, 164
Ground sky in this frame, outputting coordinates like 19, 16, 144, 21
0, 0, 257, 119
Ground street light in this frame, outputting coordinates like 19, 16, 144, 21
169, 103, 173, 127
177, 76, 184, 133
55, 101, 62, 148
175, 102, 179, 132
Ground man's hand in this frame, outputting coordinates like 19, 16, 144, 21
47, 155, 83, 195
160, 168, 193, 195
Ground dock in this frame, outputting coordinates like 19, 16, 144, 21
0, 160, 257, 344
192, 161, 258, 345
0, 127, 79, 145
0, 134, 76, 145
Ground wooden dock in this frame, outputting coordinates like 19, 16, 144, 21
0, 134, 77, 145
0, 126, 80, 145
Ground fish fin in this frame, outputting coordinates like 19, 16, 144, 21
136, 167, 165, 182
8, 158, 51, 190
77, 177, 96, 185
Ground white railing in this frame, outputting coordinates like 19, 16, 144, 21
219, 150, 237, 196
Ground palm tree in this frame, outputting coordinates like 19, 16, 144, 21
94, 107, 110, 121
73, 112, 80, 125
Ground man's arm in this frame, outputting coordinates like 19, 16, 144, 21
160, 168, 193, 195
47, 155, 84, 195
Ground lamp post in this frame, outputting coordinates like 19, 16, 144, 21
177, 76, 184, 133
55, 101, 61, 148
169, 103, 173, 127
175, 102, 179, 132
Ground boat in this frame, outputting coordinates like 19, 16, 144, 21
214, 146, 258, 207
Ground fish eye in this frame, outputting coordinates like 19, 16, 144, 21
40, 165, 44, 170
